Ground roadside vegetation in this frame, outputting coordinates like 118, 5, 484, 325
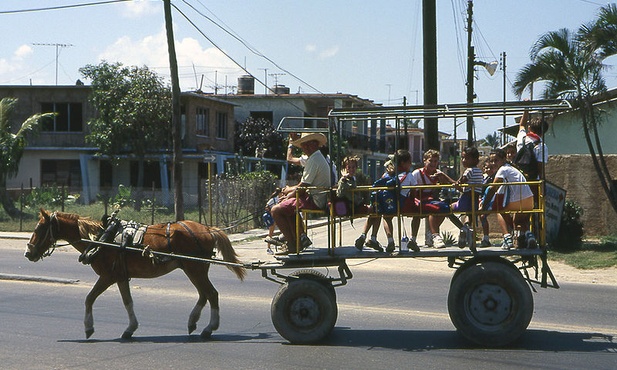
550, 238, 617, 269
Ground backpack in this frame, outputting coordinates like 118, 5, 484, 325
513, 141, 539, 180
371, 175, 399, 214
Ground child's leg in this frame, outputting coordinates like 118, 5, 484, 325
411, 216, 422, 238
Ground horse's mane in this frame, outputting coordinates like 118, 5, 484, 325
53, 211, 102, 240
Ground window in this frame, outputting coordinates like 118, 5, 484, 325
99, 160, 113, 189
196, 107, 210, 136
40, 102, 83, 132
130, 161, 169, 189
41, 160, 82, 188
216, 112, 227, 139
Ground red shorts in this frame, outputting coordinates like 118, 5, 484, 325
277, 194, 319, 216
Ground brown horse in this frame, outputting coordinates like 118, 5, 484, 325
25, 209, 246, 340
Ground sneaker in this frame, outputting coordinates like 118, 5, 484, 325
433, 234, 446, 249
365, 239, 384, 252
354, 235, 366, 251
525, 231, 538, 249
274, 245, 290, 255
300, 233, 312, 249
386, 240, 395, 253
502, 234, 514, 250
479, 237, 491, 248
458, 226, 470, 248
264, 235, 285, 246
425, 231, 434, 247
408, 239, 420, 252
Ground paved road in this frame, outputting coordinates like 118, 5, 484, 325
2, 222, 617, 369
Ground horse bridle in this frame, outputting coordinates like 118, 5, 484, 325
27, 212, 60, 259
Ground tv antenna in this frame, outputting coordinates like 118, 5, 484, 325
32, 43, 73, 85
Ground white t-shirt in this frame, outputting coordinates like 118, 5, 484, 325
398, 171, 417, 197
516, 128, 548, 163
495, 164, 533, 202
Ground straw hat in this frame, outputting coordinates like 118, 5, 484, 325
291, 132, 327, 147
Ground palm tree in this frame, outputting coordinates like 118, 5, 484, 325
0, 97, 52, 218
513, 10, 617, 215
483, 132, 500, 149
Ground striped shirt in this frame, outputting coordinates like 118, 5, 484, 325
461, 167, 484, 193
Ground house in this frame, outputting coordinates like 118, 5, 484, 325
1, 85, 237, 205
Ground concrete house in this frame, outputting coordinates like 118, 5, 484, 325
1, 85, 236, 205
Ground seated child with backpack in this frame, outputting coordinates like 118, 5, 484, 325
335, 155, 370, 217
481, 148, 536, 250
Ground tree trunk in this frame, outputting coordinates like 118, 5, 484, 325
0, 179, 22, 219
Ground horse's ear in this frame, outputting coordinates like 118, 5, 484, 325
40, 208, 50, 222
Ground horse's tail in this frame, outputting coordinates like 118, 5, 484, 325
210, 227, 246, 281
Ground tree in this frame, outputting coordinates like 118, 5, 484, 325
513, 7, 617, 215
79, 61, 172, 209
234, 117, 284, 159
482, 132, 500, 149
0, 98, 53, 218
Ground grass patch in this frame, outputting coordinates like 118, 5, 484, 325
550, 238, 617, 269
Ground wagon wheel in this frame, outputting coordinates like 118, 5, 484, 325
288, 269, 336, 302
447, 260, 533, 347
271, 278, 338, 344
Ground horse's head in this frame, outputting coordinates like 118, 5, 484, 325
25, 209, 58, 262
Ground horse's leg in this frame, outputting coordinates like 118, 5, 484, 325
184, 263, 219, 339
117, 279, 138, 339
84, 276, 114, 339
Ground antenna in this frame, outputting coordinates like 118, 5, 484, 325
268, 72, 286, 87
32, 43, 73, 85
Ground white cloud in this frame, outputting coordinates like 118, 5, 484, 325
121, 0, 160, 18
14, 45, 33, 59
96, 28, 240, 90
305, 44, 339, 60
319, 46, 339, 60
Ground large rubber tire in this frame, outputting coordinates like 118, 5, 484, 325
448, 260, 533, 347
288, 269, 336, 302
271, 278, 338, 344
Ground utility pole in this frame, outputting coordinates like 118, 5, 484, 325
32, 43, 73, 85
163, 0, 184, 220
465, 0, 475, 147
501, 51, 507, 145
422, 0, 439, 150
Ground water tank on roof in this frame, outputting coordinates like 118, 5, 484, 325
273, 84, 290, 94
237, 75, 254, 94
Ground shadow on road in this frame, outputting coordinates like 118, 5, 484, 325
58, 332, 274, 344
324, 328, 616, 352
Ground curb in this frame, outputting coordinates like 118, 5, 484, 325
0, 273, 79, 284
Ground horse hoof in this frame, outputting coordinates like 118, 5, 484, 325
121, 331, 133, 340
85, 329, 94, 339
188, 324, 197, 334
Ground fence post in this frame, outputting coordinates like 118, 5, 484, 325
151, 181, 156, 224
19, 183, 24, 232
61, 186, 65, 212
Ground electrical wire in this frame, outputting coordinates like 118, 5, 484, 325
178, 0, 324, 95
0, 0, 131, 14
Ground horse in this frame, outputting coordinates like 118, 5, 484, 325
25, 209, 246, 340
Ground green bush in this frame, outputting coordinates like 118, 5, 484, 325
552, 200, 584, 252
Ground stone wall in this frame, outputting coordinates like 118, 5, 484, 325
546, 155, 617, 237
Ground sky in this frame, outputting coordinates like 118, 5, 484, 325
2, 0, 616, 140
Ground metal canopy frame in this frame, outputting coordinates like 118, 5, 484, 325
328, 99, 572, 122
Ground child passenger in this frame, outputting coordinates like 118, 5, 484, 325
354, 157, 396, 252
481, 148, 536, 250
445, 147, 484, 249
478, 158, 496, 247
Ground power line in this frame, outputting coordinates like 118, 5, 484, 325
0, 0, 130, 14
178, 0, 324, 95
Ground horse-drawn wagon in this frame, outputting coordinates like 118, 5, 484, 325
25, 100, 569, 347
